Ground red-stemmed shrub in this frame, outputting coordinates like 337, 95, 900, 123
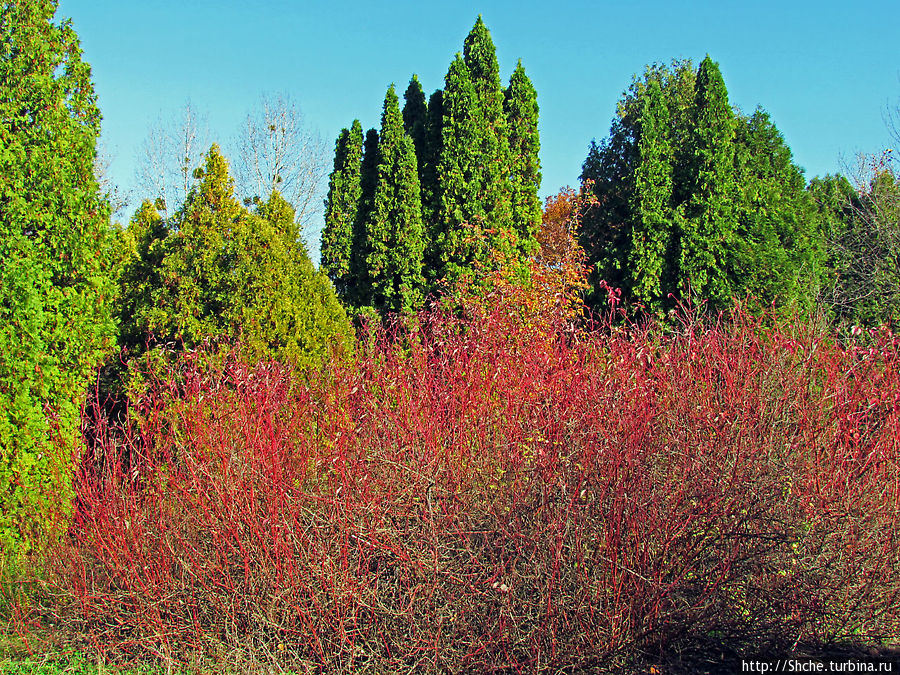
30, 302, 900, 672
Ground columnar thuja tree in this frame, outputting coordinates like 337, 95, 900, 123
681, 56, 737, 309
580, 57, 825, 315
0, 0, 115, 553
322, 17, 541, 311
321, 120, 363, 301
363, 85, 426, 313
433, 54, 485, 282
504, 60, 542, 258
402, 75, 428, 170
630, 77, 675, 311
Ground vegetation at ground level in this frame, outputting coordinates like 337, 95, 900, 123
3, 2, 900, 673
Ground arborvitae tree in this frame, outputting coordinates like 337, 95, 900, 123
681, 55, 737, 309
0, 0, 115, 552
630, 78, 675, 310
580, 58, 824, 316
350, 128, 379, 306
462, 16, 513, 244
504, 60, 542, 258
421, 88, 444, 276
732, 109, 823, 312
120, 145, 350, 369
434, 54, 484, 282
364, 86, 426, 313
402, 75, 428, 170
321, 120, 363, 301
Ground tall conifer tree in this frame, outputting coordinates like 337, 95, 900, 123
0, 0, 115, 551
364, 86, 426, 313
504, 60, 542, 257
349, 128, 379, 306
630, 78, 675, 310
462, 16, 513, 243
402, 75, 428, 171
321, 120, 363, 301
435, 55, 483, 282
682, 55, 737, 309
421, 89, 444, 279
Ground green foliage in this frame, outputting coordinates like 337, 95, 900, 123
681, 56, 737, 309
328, 17, 540, 307
813, 166, 900, 326
580, 57, 825, 316
321, 120, 363, 302
363, 85, 426, 314
402, 75, 428, 171
118, 145, 350, 372
0, 0, 115, 553
504, 60, 542, 259
630, 78, 675, 311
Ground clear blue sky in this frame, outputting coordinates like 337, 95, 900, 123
58, 0, 900, 252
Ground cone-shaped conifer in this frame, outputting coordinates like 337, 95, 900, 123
350, 128, 380, 306
322, 120, 363, 301
682, 56, 737, 309
504, 60, 542, 257
402, 75, 428, 171
630, 78, 675, 310
364, 86, 426, 313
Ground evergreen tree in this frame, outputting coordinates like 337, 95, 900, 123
580, 58, 824, 316
402, 75, 428, 170
462, 16, 513, 244
364, 86, 426, 313
350, 127, 379, 306
0, 0, 115, 552
732, 109, 823, 312
434, 54, 484, 282
120, 145, 350, 370
321, 120, 363, 301
504, 60, 542, 258
681, 55, 737, 309
421, 88, 444, 277
630, 78, 675, 310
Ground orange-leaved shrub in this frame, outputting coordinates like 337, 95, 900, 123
21, 302, 900, 672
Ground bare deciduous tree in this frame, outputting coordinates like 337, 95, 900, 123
232, 93, 328, 232
135, 100, 211, 216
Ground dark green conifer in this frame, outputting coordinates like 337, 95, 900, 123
364, 86, 426, 313
630, 78, 675, 310
421, 89, 444, 277
350, 128, 379, 306
504, 60, 542, 258
434, 55, 484, 282
402, 75, 428, 170
462, 16, 513, 243
321, 120, 363, 301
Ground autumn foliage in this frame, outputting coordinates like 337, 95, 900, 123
12, 299, 899, 672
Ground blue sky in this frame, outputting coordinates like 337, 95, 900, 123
58, 0, 899, 253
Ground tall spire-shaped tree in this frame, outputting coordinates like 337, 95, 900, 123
681, 55, 737, 309
0, 0, 115, 552
630, 78, 675, 310
504, 60, 542, 258
364, 86, 426, 313
402, 75, 428, 171
421, 88, 444, 279
350, 128, 379, 306
321, 120, 363, 301
434, 54, 484, 282
462, 16, 513, 243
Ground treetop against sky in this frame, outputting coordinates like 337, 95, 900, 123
59, 0, 899, 243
